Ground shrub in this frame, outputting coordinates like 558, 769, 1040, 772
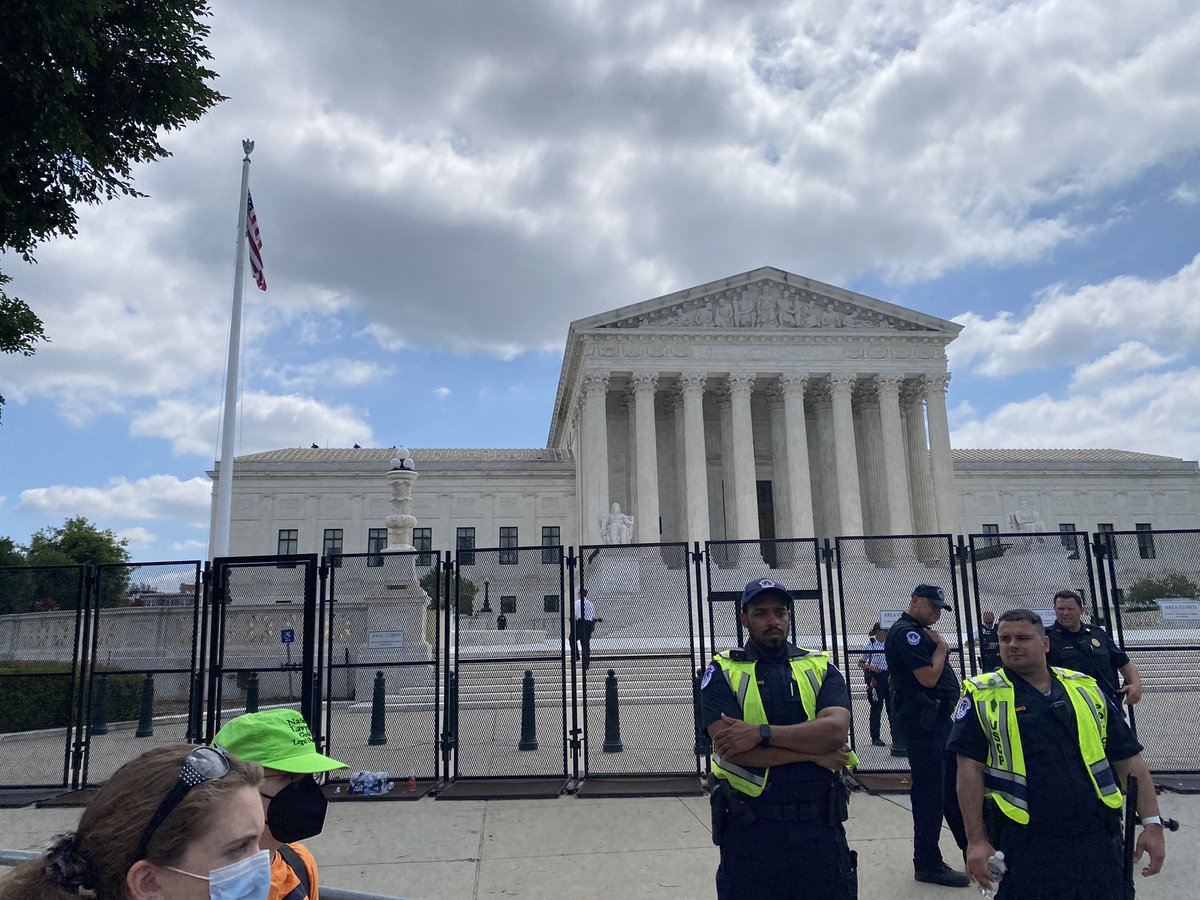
0, 662, 141, 734
1122, 573, 1200, 610
420, 569, 476, 615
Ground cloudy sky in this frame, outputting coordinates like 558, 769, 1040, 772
2, 0, 1198, 561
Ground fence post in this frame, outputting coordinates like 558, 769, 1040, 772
518, 670, 538, 751
90, 673, 109, 736
368, 672, 388, 746
135, 673, 155, 738
602, 669, 624, 753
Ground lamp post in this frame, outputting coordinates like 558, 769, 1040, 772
481, 578, 492, 614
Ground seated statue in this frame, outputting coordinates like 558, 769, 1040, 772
1009, 508, 1047, 533
600, 502, 635, 544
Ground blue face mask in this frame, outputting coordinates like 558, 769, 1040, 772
165, 848, 271, 900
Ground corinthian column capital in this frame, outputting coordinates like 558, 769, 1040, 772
828, 373, 857, 396
581, 372, 610, 397
678, 372, 708, 399
778, 372, 809, 398
629, 372, 659, 396
727, 371, 756, 397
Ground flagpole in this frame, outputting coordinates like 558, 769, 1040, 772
212, 139, 254, 559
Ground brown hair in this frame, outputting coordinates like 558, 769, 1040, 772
998, 608, 1046, 635
0, 744, 262, 900
1053, 589, 1083, 607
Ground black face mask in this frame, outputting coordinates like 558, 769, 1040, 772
266, 775, 328, 843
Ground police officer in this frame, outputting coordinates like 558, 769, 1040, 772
951, 608, 1166, 899
1046, 590, 1142, 706
701, 577, 857, 900
978, 610, 1001, 672
885, 583, 970, 888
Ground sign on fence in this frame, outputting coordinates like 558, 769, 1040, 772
1032, 609, 1057, 628
368, 630, 406, 649
879, 610, 903, 629
1155, 598, 1200, 622
280, 628, 295, 644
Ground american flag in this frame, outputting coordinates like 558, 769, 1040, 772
246, 191, 266, 291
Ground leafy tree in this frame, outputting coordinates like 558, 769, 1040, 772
0, 537, 26, 568
0, 1, 225, 419
1123, 573, 1200, 610
420, 569, 477, 616
26, 516, 132, 609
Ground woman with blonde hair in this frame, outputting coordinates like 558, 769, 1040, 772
0, 743, 266, 899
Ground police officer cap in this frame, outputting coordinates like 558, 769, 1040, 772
912, 583, 951, 610
741, 578, 792, 609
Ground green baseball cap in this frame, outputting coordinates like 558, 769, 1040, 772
212, 709, 348, 774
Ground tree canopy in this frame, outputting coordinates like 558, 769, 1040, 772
1, 516, 132, 613
1124, 573, 1200, 609
0, 0, 225, 418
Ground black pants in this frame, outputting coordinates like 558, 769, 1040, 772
903, 712, 967, 871
572, 620, 594, 668
995, 827, 1126, 900
716, 819, 856, 900
866, 672, 892, 742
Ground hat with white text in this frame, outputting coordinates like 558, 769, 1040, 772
912, 583, 952, 610
213, 709, 348, 774
741, 578, 793, 609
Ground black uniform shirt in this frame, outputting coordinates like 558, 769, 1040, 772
700, 641, 850, 803
978, 624, 1000, 669
947, 668, 1142, 833
885, 612, 961, 707
1046, 622, 1129, 699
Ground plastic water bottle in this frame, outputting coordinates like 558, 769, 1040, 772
408, 771, 417, 793
979, 851, 1005, 898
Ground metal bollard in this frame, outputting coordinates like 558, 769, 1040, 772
245, 671, 259, 713
602, 669, 624, 753
90, 673, 109, 736
368, 671, 388, 746
135, 673, 155, 738
518, 670, 538, 751
185, 672, 204, 743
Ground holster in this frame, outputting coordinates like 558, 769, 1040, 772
917, 694, 942, 731
829, 775, 852, 826
710, 782, 756, 845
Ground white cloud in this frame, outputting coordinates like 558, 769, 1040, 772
171, 539, 209, 552
434, 386, 451, 398
950, 253, 1200, 377
1070, 341, 1179, 388
948, 400, 976, 425
263, 357, 393, 390
130, 390, 374, 456
19, 476, 213, 527
1170, 182, 1200, 205
119, 527, 159, 549
951, 367, 1200, 460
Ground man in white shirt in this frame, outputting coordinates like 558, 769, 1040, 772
572, 588, 597, 670
857, 623, 892, 748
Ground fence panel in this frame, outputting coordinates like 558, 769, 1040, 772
81, 561, 205, 785
452, 546, 567, 779
834, 535, 961, 771
206, 556, 320, 743
322, 551, 442, 782
577, 542, 698, 777
0, 565, 88, 788
1100, 530, 1200, 773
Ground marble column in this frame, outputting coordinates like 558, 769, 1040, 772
728, 372, 760, 541
679, 373, 711, 546
855, 382, 888, 563
877, 374, 915, 535
780, 373, 815, 539
923, 373, 959, 534
811, 384, 839, 537
630, 372, 660, 543
767, 388, 791, 538
829, 374, 864, 535
902, 382, 939, 563
581, 373, 610, 545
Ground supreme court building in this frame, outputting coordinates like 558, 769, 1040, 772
210, 267, 1200, 558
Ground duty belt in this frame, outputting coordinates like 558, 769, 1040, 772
750, 800, 827, 823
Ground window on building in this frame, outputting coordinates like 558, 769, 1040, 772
981, 523, 1000, 548
414, 527, 432, 566
1136, 523, 1155, 560
367, 527, 388, 567
456, 527, 475, 566
1058, 523, 1079, 558
323, 529, 343, 567
541, 526, 561, 564
544, 594, 560, 613
499, 526, 518, 565
277, 528, 299, 555
1098, 523, 1117, 559
501, 595, 517, 613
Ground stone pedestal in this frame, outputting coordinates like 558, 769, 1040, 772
355, 584, 434, 698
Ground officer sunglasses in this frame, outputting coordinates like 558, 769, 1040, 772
134, 746, 231, 861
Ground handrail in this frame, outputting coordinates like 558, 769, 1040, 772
0, 850, 405, 900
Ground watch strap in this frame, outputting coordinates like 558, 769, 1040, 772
758, 724, 771, 747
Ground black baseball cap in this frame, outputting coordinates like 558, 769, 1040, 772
741, 578, 792, 609
912, 584, 951, 610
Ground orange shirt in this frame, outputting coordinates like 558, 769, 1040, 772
270, 842, 319, 900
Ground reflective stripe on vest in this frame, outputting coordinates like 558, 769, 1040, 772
962, 666, 1122, 825
710, 650, 827, 797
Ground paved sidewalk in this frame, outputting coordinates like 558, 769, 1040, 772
1, 790, 1196, 898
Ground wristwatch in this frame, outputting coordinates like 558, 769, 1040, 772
759, 725, 772, 747
1140, 816, 1165, 828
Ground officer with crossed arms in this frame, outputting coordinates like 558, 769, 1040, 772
701, 577, 858, 899
950, 608, 1166, 898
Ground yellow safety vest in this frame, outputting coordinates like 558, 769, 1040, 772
710, 649, 858, 797
961, 667, 1123, 825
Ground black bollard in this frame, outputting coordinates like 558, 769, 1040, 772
602, 669, 624, 753
368, 671, 388, 746
185, 672, 203, 742
518, 670, 538, 751
245, 671, 259, 713
444, 669, 459, 756
135, 673, 155, 738
90, 673, 110, 736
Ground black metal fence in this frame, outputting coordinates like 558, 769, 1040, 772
2, 527, 1198, 791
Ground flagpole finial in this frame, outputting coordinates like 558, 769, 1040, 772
242, 139, 255, 158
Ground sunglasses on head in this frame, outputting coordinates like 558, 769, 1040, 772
134, 746, 231, 861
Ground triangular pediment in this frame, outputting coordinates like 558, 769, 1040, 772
574, 267, 960, 334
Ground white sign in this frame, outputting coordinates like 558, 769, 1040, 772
1032, 608, 1057, 628
367, 630, 406, 649
879, 610, 904, 629
1155, 598, 1200, 622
